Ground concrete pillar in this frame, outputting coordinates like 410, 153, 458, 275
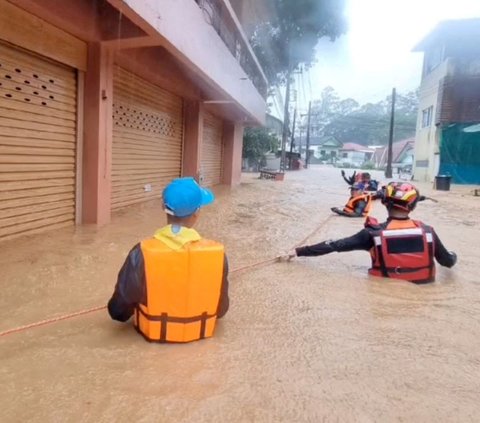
82, 43, 113, 224
223, 122, 244, 186
182, 100, 204, 181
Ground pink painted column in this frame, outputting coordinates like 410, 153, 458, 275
223, 122, 244, 186
182, 100, 204, 181
82, 43, 113, 224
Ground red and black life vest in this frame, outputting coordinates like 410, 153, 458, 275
368, 219, 435, 283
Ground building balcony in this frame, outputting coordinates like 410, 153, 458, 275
194, 0, 268, 99
106, 0, 268, 125
436, 75, 480, 125
7, 0, 268, 124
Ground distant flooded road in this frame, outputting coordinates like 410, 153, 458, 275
1, 166, 479, 422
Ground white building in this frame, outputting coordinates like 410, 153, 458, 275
338, 143, 375, 167
412, 18, 480, 183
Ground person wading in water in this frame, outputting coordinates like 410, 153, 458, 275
284, 182, 457, 284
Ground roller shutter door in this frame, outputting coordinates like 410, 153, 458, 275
202, 112, 224, 186
0, 42, 76, 242
112, 67, 183, 210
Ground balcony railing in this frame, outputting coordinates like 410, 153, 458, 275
194, 0, 268, 99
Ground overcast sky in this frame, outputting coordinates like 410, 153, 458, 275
272, 0, 480, 117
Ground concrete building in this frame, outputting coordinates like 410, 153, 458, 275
373, 138, 415, 171
0, 0, 268, 242
338, 142, 374, 168
306, 135, 343, 164
230, 0, 274, 38
412, 18, 480, 183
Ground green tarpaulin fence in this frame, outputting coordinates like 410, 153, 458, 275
440, 123, 480, 184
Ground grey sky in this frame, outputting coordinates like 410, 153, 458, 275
270, 0, 480, 118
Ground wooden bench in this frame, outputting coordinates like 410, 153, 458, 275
259, 169, 285, 181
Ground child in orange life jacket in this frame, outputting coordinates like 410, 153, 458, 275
331, 183, 378, 218
107, 177, 229, 343
284, 182, 457, 283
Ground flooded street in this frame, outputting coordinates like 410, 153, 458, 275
1, 166, 480, 422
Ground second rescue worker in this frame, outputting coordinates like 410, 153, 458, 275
286, 182, 457, 284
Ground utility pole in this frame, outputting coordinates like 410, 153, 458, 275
288, 108, 296, 169
280, 68, 291, 173
297, 128, 303, 159
305, 100, 312, 168
385, 87, 396, 178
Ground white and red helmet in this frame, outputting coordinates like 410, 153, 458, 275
382, 182, 420, 211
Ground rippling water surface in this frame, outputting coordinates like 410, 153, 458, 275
1, 166, 479, 422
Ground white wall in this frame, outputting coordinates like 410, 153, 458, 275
125, 0, 267, 124
265, 153, 281, 170
314, 145, 339, 159
340, 151, 367, 167
413, 59, 453, 182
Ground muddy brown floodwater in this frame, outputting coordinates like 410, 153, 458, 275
1, 166, 480, 422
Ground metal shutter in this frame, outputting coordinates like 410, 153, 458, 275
202, 112, 224, 186
112, 67, 183, 210
0, 42, 76, 242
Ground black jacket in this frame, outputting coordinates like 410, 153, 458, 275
108, 243, 230, 322
296, 217, 457, 269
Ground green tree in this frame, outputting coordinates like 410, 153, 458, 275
308, 86, 353, 136
337, 98, 360, 115
250, 0, 347, 87
251, 1, 347, 170
319, 90, 418, 145
242, 127, 279, 169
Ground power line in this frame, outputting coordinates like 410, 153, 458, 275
307, 68, 313, 100
300, 66, 307, 106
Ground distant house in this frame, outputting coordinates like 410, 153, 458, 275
338, 143, 375, 167
373, 138, 415, 171
412, 18, 480, 184
305, 136, 343, 164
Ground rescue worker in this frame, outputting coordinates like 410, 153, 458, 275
331, 183, 375, 217
341, 170, 379, 191
285, 182, 457, 283
107, 177, 229, 343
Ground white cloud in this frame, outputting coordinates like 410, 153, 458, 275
306, 0, 480, 105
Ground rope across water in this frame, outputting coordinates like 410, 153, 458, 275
0, 215, 333, 338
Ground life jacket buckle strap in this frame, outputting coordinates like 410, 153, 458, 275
372, 265, 430, 274
160, 312, 168, 342
199, 312, 208, 339
136, 306, 216, 323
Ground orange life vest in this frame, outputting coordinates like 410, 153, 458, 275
368, 219, 435, 283
134, 236, 224, 343
344, 194, 372, 216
